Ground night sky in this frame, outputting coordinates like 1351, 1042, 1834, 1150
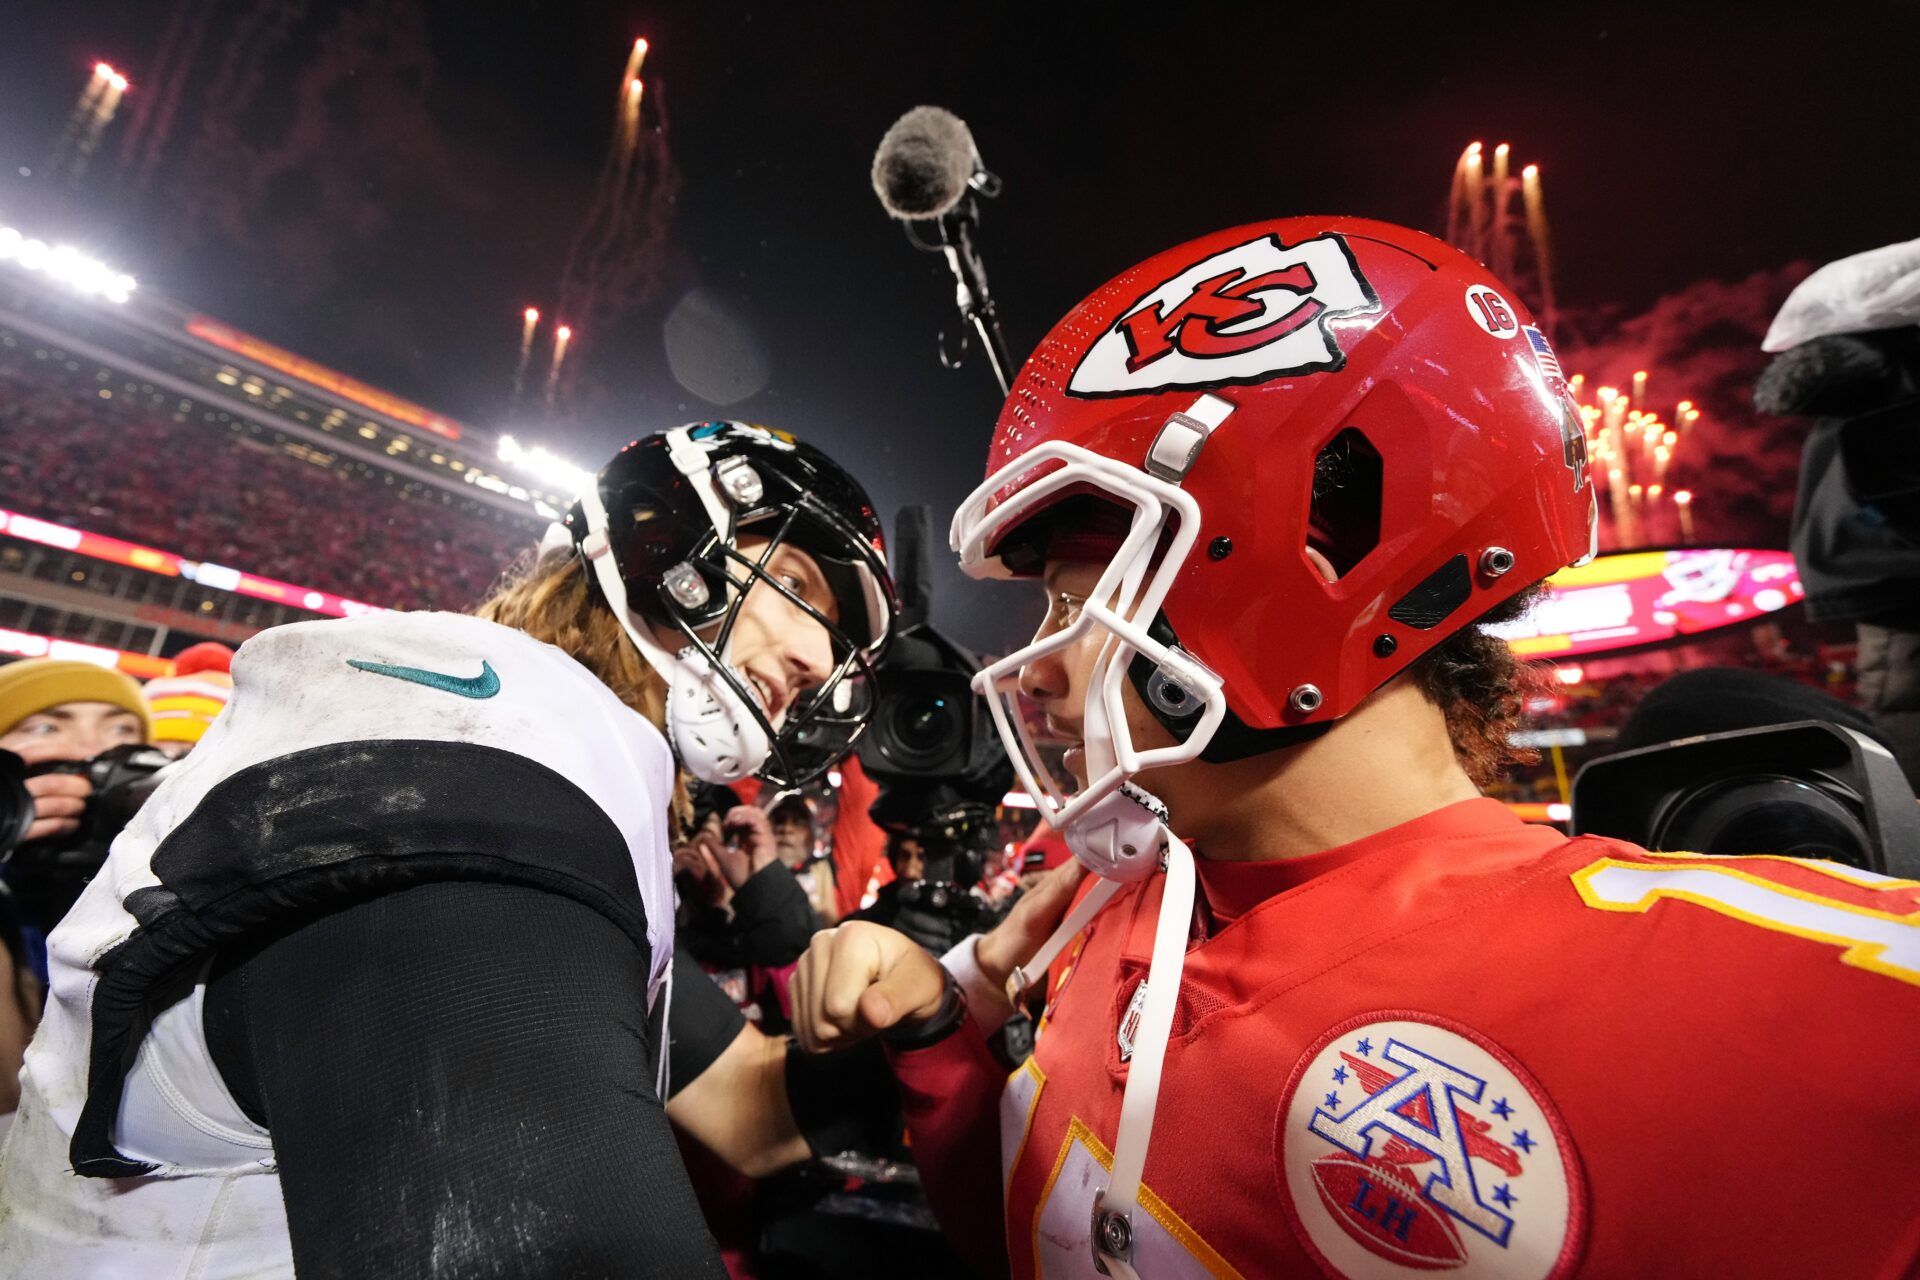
1, 2, 1915, 651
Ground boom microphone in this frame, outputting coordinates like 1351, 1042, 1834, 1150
872, 107, 979, 221
871, 105, 1014, 394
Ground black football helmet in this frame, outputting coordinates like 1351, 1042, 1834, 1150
568, 422, 896, 787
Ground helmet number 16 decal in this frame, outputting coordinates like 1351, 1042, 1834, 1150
1069, 232, 1380, 397
1466, 285, 1520, 338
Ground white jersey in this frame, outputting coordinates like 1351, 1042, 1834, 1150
0, 612, 678, 1279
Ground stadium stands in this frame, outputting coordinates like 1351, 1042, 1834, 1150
0, 337, 541, 612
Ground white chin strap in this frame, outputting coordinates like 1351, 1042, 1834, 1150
954, 397, 1243, 1275
576, 483, 772, 785
1009, 793, 1196, 1280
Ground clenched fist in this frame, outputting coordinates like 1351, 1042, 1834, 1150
792, 860, 1086, 1054
791, 921, 947, 1053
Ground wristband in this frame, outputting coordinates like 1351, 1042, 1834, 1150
941, 932, 1015, 1036
879, 965, 967, 1049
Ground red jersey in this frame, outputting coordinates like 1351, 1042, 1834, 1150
893, 798, 1920, 1279
828, 756, 892, 919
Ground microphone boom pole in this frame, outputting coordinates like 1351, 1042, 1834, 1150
873, 106, 1015, 397
931, 195, 1012, 394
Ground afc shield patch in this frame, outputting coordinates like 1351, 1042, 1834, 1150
1276, 1013, 1585, 1278
1069, 232, 1380, 397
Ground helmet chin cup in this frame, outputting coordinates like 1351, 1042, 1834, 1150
667, 647, 772, 784
1065, 782, 1170, 883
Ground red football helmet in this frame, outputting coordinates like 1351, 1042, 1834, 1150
952, 217, 1596, 841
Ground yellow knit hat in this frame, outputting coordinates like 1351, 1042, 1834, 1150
0, 658, 151, 739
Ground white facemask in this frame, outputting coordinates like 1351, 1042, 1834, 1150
949, 398, 1240, 1278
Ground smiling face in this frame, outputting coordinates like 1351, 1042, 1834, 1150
0, 700, 147, 765
653, 535, 843, 728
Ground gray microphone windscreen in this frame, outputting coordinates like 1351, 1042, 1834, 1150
872, 106, 977, 221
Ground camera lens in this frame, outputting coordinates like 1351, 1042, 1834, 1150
896, 695, 958, 752
0, 749, 35, 860
1657, 777, 1873, 869
875, 683, 967, 772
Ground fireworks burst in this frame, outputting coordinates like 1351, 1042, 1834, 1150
544, 323, 574, 409
512, 306, 541, 404
1568, 370, 1705, 548
547, 35, 681, 410
49, 63, 132, 184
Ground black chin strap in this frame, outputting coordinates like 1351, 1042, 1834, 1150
1125, 612, 1333, 764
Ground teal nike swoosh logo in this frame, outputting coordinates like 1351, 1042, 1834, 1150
345, 658, 501, 699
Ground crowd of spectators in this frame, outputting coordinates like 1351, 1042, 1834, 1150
667, 757, 1035, 1277
0, 348, 539, 612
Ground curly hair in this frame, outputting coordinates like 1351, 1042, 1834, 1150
1404, 583, 1551, 787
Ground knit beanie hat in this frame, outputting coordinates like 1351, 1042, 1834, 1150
144, 642, 236, 745
0, 658, 151, 739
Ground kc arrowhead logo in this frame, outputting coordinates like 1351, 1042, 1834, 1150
1069, 232, 1380, 398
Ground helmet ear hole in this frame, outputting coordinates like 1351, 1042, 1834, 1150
1306, 427, 1383, 579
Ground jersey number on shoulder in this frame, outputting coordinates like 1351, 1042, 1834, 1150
1573, 856, 1920, 987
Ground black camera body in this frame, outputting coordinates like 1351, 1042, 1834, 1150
854, 623, 1016, 950
1, 743, 177, 933
857, 625, 1003, 785
1571, 720, 1920, 877
859, 621, 1014, 849
849, 505, 1018, 946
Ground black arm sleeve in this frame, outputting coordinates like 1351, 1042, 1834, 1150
204, 879, 725, 1280
663, 946, 747, 1098
724, 861, 821, 966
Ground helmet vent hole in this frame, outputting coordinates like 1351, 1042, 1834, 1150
1307, 427, 1383, 579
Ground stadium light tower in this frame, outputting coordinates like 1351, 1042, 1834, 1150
499, 434, 593, 496
0, 221, 136, 302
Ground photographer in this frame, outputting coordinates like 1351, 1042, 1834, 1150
0, 659, 154, 973
768, 790, 840, 926
849, 792, 1002, 956
0, 658, 152, 1118
677, 785, 820, 965
0, 658, 151, 850
677, 786, 823, 1031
